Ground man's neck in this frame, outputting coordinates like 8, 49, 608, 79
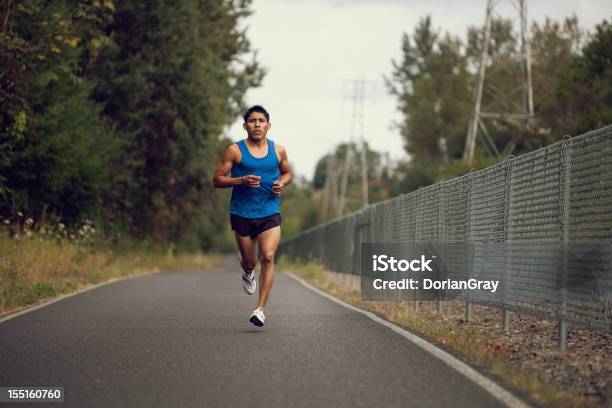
246, 137, 267, 149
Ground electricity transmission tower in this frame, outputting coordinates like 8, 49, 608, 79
463, 0, 534, 164
336, 79, 375, 217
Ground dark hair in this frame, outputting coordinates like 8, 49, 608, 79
243, 105, 270, 123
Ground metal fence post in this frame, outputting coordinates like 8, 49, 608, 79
465, 173, 474, 323
502, 160, 513, 333
559, 137, 571, 351
466, 302, 474, 322
503, 309, 511, 332
559, 320, 568, 351
437, 183, 446, 315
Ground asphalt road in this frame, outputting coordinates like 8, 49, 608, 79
0, 257, 523, 407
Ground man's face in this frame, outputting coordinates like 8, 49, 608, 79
243, 112, 271, 141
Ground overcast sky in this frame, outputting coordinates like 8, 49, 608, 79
225, 0, 611, 181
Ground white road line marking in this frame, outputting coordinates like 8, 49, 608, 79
283, 271, 531, 408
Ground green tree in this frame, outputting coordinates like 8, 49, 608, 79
385, 16, 439, 161
0, 0, 115, 221
92, 0, 264, 247
386, 17, 471, 165
526, 16, 584, 147
385, 16, 474, 195
553, 19, 612, 135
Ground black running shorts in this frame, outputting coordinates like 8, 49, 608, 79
230, 213, 281, 239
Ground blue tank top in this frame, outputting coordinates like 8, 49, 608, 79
230, 139, 281, 218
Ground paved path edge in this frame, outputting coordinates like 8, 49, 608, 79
0, 272, 160, 324
283, 271, 532, 408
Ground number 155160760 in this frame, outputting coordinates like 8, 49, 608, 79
1, 387, 64, 402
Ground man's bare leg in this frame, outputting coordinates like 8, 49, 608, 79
256, 226, 281, 310
234, 233, 258, 273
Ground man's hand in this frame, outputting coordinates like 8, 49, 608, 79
272, 180, 285, 196
242, 175, 261, 187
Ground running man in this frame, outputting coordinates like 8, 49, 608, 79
212, 105, 293, 327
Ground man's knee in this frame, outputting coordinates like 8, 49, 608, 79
260, 250, 275, 264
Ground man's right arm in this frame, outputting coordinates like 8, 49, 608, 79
212, 144, 261, 188
212, 145, 243, 188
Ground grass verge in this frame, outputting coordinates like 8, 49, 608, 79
0, 234, 220, 317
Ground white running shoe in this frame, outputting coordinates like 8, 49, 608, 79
242, 270, 256, 295
249, 307, 265, 327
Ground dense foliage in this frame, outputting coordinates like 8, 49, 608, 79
0, 0, 264, 250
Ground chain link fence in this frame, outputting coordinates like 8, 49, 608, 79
280, 125, 612, 333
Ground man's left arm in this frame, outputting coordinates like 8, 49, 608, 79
272, 146, 292, 196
